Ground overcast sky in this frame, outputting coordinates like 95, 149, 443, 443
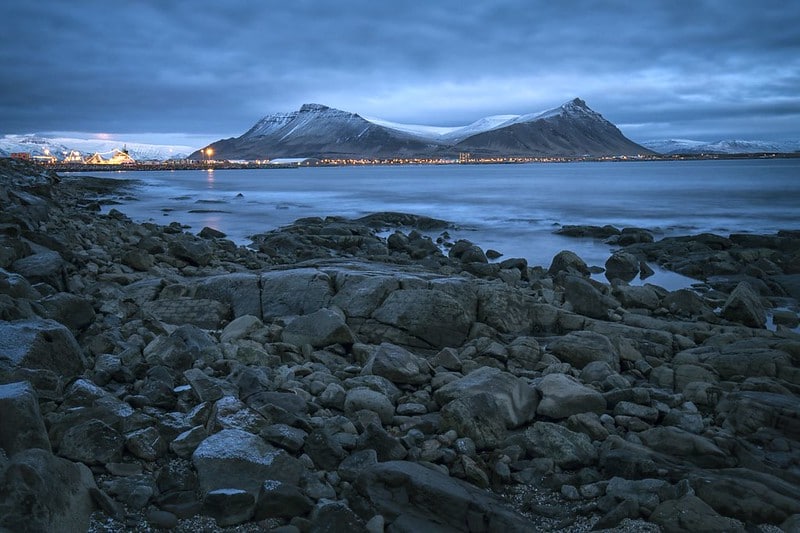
2, 1, 798, 148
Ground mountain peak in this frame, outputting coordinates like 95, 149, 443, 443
299, 103, 331, 112
566, 97, 587, 109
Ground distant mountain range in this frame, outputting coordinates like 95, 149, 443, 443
0, 134, 192, 161
190, 98, 655, 160
641, 139, 800, 155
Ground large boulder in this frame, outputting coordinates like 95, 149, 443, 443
37, 293, 96, 332
194, 273, 262, 319
0, 381, 51, 456
261, 268, 333, 320
548, 250, 590, 277
535, 373, 606, 419
605, 251, 640, 281
369, 289, 472, 349
330, 272, 399, 319
0, 448, 96, 533
547, 330, 620, 371
353, 461, 532, 531
649, 494, 745, 533
522, 421, 598, 468
362, 342, 431, 385
11, 251, 67, 291
563, 276, 619, 320
434, 366, 537, 428
0, 318, 86, 380
281, 307, 355, 348
192, 429, 304, 497
720, 281, 766, 328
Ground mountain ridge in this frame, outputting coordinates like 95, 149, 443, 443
191, 98, 655, 160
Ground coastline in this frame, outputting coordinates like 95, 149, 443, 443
1, 158, 800, 531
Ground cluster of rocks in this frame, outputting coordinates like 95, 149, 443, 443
1, 158, 800, 532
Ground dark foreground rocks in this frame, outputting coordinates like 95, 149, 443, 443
1, 158, 799, 532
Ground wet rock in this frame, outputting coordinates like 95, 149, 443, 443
168, 235, 213, 266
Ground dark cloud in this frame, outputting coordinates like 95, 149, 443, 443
2, 0, 798, 145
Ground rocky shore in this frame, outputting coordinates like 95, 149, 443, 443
1, 158, 799, 532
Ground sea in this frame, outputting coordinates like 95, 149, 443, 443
70, 158, 800, 292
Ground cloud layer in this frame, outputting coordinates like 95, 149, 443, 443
2, 0, 798, 144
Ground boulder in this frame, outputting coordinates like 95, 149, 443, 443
439, 392, 509, 449
282, 307, 355, 348
522, 421, 597, 468
353, 461, 532, 531
344, 387, 395, 425
168, 235, 213, 266
362, 342, 431, 385
535, 373, 606, 419
434, 366, 537, 428
0, 318, 85, 380
605, 251, 640, 281
720, 281, 766, 328
37, 292, 96, 332
715, 391, 800, 440
194, 273, 262, 319
260, 268, 333, 320
694, 469, 800, 525
548, 250, 590, 277
613, 284, 661, 310
142, 297, 231, 329
638, 426, 730, 468
11, 250, 67, 291
56, 419, 124, 465
564, 276, 619, 320
0, 380, 51, 455
547, 330, 620, 371
330, 273, 399, 319
0, 448, 97, 533
370, 289, 472, 349
649, 494, 745, 533
254, 480, 313, 520
192, 429, 304, 497
220, 314, 264, 344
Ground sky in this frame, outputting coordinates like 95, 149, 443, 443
2, 0, 799, 149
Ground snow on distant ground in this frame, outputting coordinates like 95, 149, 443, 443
0, 134, 194, 160
642, 138, 800, 154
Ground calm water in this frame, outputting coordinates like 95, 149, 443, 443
73, 159, 800, 290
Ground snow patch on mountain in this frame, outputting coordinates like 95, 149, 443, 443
0, 134, 193, 160
642, 138, 800, 154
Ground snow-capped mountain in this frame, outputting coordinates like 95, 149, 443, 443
642, 138, 800, 155
192, 99, 653, 160
0, 134, 193, 161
